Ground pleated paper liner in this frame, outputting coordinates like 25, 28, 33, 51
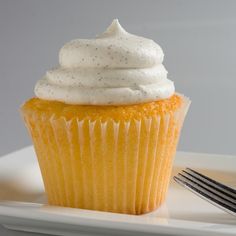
22, 96, 190, 215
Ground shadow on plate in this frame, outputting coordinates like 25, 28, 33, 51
0, 179, 45, 203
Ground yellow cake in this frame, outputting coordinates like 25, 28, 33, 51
21, 94, 189, 214
21, 20, 190, 214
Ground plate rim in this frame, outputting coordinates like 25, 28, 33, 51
0, 146, 235, 236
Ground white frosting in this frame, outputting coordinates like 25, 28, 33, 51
35, 19, 175, 105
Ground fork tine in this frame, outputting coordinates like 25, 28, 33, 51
178, 172, 236, 206
174, 175, 236, 216
186, 168, 236, 197
182, 170, 236, 203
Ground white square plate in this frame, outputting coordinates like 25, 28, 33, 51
0, 146, 235, 236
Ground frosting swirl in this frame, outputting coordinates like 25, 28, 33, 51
35, 19, 175, 105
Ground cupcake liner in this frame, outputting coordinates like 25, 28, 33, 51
22, 95, 190, 215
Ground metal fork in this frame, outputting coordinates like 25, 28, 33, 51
173, 168, 236, 217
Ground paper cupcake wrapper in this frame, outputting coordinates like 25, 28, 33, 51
23, 96, 190, 215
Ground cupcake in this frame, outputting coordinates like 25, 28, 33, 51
21, 19, 190, 215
